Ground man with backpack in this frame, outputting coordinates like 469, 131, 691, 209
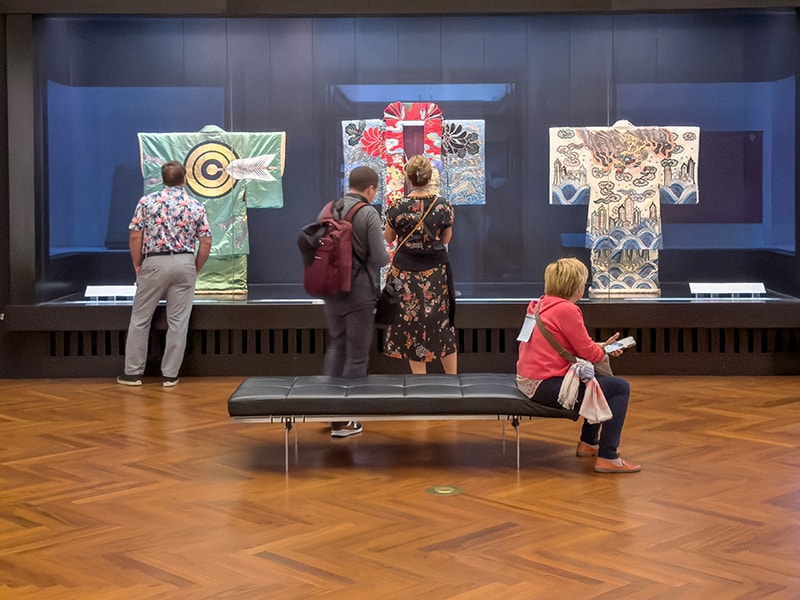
319, 166, 389, 437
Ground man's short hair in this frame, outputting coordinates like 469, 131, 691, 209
349, 166, 379, 193
162, 161, 186, 187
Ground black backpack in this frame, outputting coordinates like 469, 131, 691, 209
297, 199, 367, 298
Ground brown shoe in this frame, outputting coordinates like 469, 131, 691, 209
594, 457, 641, 473
576, 441, 599, 457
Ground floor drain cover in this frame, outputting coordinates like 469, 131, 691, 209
426, 485, 464, 496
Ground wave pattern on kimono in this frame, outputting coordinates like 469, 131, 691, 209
550, 121, 699, 297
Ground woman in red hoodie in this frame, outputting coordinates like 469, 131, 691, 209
516, 258, 641, 473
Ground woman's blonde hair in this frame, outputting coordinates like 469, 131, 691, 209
405, 155, 433, 187
544, 257, 588, 299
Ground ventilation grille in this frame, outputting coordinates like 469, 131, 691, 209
48, 330, 126, 357
589, 327, 800, 355
45, 327, 800, 358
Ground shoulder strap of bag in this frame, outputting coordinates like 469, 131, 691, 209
326, 197, 368, 222
321, 200, 335, 221
344, 200, 368, 222
396, 196, 438, 251
333, 197, 370, 273
325, 195, 369, 219
534, 302, 577, 364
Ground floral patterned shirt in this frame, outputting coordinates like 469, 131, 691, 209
129, 185, 211, 255
387, 194, 454, 251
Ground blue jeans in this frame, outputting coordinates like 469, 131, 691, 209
532, 375, 631, 460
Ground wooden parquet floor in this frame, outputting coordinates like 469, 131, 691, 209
0, 376, 798, 599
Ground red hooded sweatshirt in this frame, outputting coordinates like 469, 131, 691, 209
516, 295, 604, 381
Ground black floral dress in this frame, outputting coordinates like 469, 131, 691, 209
384, 194, 457, 362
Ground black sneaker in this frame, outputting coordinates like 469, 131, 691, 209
331, 421, 363, 438
117, 374, 142, 386
162, 377, 179, 388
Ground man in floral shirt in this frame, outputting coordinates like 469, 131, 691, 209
117, 161, 212, 387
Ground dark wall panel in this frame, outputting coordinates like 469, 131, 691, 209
17, 10, 800, 300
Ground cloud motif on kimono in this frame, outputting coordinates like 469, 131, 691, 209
425, 131, 443, 154
550, 122, 699, 297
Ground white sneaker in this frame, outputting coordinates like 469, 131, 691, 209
117, 374, 142, 386
331, 421, 363, 438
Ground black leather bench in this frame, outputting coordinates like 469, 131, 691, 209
228, 373, 578, 471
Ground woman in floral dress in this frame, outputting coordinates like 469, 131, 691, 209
384, 155, 457, 374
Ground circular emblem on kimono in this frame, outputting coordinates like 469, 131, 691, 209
184, 141, 240, 199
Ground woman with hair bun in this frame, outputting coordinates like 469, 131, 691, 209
383, 155, 457, 374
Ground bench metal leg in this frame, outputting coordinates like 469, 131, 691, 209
283, 418, 292, 473
512, 416, 520, 470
